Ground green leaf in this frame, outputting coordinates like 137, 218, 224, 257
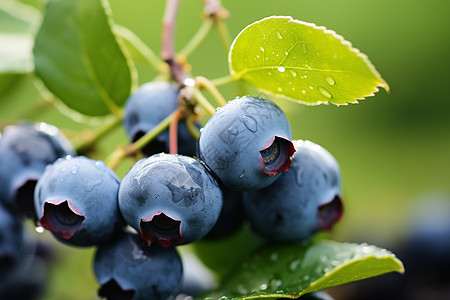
229, 16, 389, 105
33, 0, 137, 117
200, 241, 404, 300
0, 0, 40, 74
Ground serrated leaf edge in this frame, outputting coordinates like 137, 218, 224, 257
228, 16, 389, 106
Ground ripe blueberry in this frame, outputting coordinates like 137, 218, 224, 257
198, 96, 295, 192
118, 153, 223, 247
204, 186, 245, 240
34, 156, 124, 247
123, 81, 199, 156
93, 231, 183, 300
0, 203, 25, 281
0, 122, 75, 219
243, 140, 343, 242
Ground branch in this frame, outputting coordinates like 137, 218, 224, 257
161, 0, 190, 86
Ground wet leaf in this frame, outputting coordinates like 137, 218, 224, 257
229, 16, 389, 105
200, 240, 404, 300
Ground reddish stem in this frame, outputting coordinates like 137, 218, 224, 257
169, 109, 183, 154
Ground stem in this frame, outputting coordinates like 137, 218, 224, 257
161, 0, 190, 85
106, 112, 174, 170
169, 109, 183, 154
195, 76, 227, 106
186, 116, 200, 140
203, 0, 232, 52
216, 19, 232, 51
115, 25, 167, 74
193, 89, 216, 116
179, 18, 214, 58
72, 115, 123, 154
210, 74, 236, 87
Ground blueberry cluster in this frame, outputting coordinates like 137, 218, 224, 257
0, 82, 344, 300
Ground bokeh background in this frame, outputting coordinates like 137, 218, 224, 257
1, 0, 449, 299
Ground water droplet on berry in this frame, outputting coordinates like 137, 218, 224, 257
84, 179, 103, 192
277, 66, 285, 72
71, 164, 79, 175
243, 115, 258, 133
277, 32, 283, 39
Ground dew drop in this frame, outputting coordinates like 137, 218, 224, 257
331, 260, 339, 266
318, 86, 332, 99
301, 90, 306, 94
259, 284, 268, 290
289, 259, 301, 271
277, 87, 283, 92
270, 252, 279, 261
236, 285, 248, 295
71, 164, 79, 175
268, 71, 272, 76
290, 70, 297, 77
303, 275, 310, 281
270, 278, 283, 290
277, 66, 285, 72
260, 46, 265, 52
277, 31, 283, 39
35, 226, 44, 233
309, 86, 314, 90
239, 173, 245, 179
302, 43, 307, 54
291, 87, 296, 91
265, 57, 269, 60
284, 51, 289, 56
84, 179, 103, 192
320, 255, 328, 263
243, 114, 258, 132
256, 55, 260, 59
326, 75, 336, 85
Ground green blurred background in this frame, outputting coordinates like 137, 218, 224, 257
1, 0, 450, 299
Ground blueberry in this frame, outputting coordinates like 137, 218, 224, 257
34, 156, 124, 247
93, 231, 183, 300
204, 186, 245, 240
0, 203, 25, 281
118, 153, 223, 247
0, 122, 75, 219
243, 140, 343, 242
123, 81, 199, 156
198, 96, 295, 192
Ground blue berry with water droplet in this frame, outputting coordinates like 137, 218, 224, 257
198, 96, 295, 192
243, 140, 343, 242
118, 153, 223, 247
94, 231, 183, 300
123, 81, 199, 156
34, 156, 124, 247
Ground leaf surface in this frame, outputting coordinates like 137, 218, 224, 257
0, 0, 40, 74
200, 241, 404, 300
33, 0, 136, 116
229, 16, 389, 105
